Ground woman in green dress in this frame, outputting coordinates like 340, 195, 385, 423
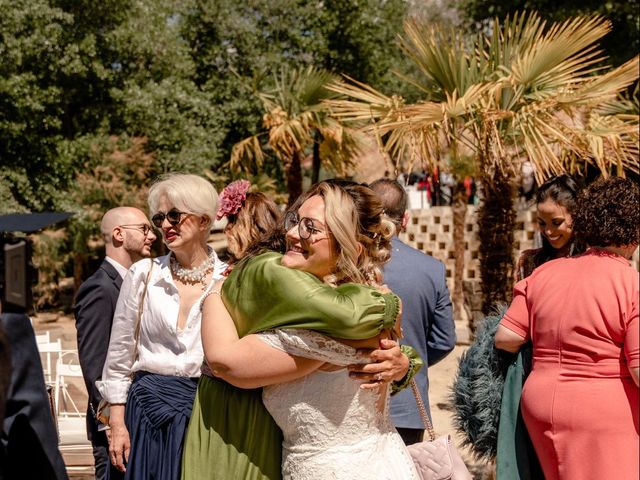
182, 181, 417, 479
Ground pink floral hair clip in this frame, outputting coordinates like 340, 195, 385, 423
216, 179, 251, 220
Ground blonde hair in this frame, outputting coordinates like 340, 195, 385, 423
148, 173, 218, 230
226, 192, 281, 263
292, 181, 395, 286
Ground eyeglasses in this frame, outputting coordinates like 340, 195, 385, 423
119, 224, 154, 236
151, 209, 190, 228
284, 211, 327, 241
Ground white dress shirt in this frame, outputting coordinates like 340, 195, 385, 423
104, 255, 128, 279
97, 252, 227, 403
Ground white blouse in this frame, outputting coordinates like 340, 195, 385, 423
97, 253, 227, 403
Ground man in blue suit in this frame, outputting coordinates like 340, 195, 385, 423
371, 178, 456, 445
74, 207, 155, 479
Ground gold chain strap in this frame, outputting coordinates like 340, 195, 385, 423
410, 378, 437, 442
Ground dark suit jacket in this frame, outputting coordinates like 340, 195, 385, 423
73, 259, 122, 443
385, 237, 456, 429
0, 313, 68, 480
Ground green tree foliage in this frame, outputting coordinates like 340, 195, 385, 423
456, 0, 639, 67
1, 0, 410, 214
182, 0, 411, 171
0, 0, 80, 211
0, 0, 228, 212
1, 0, 413, 308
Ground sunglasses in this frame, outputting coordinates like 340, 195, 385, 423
284, 211, 327, 241
151, 209, 190, 228
119, 224, 154, 236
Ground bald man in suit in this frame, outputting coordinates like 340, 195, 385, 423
74, 207, 155, 479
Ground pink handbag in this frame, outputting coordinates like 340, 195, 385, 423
406, 380, 473, 480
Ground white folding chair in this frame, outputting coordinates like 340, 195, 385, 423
54, 351, 84, 418
37, 338, 62, 384
35, 330, 51, 345
55, 351, 94, 476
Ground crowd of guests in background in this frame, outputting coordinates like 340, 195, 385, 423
402, 169, 477, 206
0, 170, 637, 480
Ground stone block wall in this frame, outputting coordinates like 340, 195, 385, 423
400, 205, 538, 293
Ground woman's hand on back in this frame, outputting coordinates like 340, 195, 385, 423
347, 338, 409, 389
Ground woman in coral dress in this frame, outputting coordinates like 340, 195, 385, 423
495, 177, 639, 480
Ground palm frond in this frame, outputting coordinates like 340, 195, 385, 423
229, 135, 266, 172
317, 121, 363, 175
268, 66, 341, 115
561, 56, 640, 106
489, 13, 611, 109
596, 82, 639, 117
326, 77, 405, 125
399, 19, 487, 99
508, 15, 610, 88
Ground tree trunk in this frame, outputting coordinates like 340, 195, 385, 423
312, 132, 321, 185
73, 251, 86, 292
477, 158, 516, 318
451, 178, 467, 323
286, 150, 303, 206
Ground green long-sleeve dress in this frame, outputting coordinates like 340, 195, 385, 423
181, 252, 402, 480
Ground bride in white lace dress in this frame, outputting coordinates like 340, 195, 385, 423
201, 181, 419, 479
259, 328, 419, 480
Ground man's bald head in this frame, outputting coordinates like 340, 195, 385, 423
100, 207, 154, 266
101, 207, 148, 245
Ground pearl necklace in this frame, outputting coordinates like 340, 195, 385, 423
170, 248, 215, 290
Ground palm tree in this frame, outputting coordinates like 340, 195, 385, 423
327, 24, 490, 324
230, 66, 364, 204
328, 13, 639, 321
472, 13, 638, 313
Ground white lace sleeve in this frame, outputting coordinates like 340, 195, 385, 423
258, 329, 367, 366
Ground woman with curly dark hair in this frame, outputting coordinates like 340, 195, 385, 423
495, 176, 639, 480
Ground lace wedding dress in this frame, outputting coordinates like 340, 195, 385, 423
259, 329, 420, 480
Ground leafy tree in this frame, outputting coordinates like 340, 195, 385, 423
0, 0, 81, 210
182, 0, 412, 172
0, 0, 228, 214
59, 134, 156, 289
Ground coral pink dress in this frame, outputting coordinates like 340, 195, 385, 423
500, 249, 639, 480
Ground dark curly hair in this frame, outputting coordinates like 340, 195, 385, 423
531, 174, 585, 267
572, 177, 640, 247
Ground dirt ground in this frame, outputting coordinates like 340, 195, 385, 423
34, 313, 492, 479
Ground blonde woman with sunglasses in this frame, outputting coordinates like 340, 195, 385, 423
97, 173, 227, 480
